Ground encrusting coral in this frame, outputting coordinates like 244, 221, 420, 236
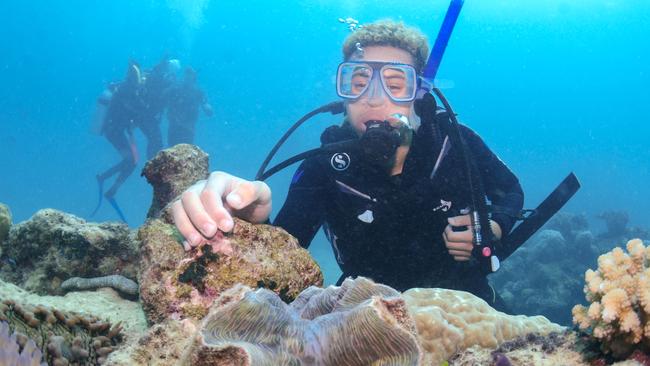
572, 238, 650, 358
141, 143, 209, 219
0, 298, 123, 365
138, 217, 323, 324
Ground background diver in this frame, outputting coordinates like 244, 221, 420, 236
91, 61, 144, 223
166, 66, 214, 146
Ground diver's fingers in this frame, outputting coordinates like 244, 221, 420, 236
200, 172, 236, 233
448, 214, 472, 227
443, 223, 474, 243
445, 241, 473, 253
171, 198, 203, 250
181, 181, 216, 239
225, 180, 272, 223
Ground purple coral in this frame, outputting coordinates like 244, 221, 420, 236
0, 321, 46, 366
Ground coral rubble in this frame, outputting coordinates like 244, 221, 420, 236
0, 209, 139, 296
573, 238, 650, 358
138, 217, 323, 324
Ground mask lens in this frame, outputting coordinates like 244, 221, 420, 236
336, 62, 417, 102
337, 63, 372, 99
381, 65, 416, 101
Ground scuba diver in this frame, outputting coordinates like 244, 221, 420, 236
167, 67, 214, 146
170, 12, 579, 311
137, 57, 180, 159
91, 61, 144, 223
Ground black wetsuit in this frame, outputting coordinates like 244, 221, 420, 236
167, 83, 207, 146
273, 110, 523, 310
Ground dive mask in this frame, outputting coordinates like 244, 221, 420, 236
336, 61, 419, 103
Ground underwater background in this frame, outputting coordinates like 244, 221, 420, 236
0, 0, 648, 291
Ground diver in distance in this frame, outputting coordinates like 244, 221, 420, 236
166, 66, 214, 146
138, 57, 180, 159
91, 61, 144, 223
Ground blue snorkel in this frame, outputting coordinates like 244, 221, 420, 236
418, 0, 465, 95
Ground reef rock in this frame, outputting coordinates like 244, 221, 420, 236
0, 203, 10, 245
0, 209, 139, 296
142, 144, 209, 219
181, 277, 422, 365
138, 217, 323, 324
402, 287, 564, 365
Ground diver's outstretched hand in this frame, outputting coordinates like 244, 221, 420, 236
171, 171, 272, 251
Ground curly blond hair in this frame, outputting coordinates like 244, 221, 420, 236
342, 20, 429, 74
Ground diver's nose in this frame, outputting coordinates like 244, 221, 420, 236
365, 79, 387, 107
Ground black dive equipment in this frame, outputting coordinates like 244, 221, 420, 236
256, 0, 580, 273
255, 91, 580, 273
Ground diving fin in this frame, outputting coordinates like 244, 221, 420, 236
107, 196, 129, 224
90, 175, 104, 217
500, 172, 581, 260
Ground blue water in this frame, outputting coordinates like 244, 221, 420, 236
1, 0, 648, 285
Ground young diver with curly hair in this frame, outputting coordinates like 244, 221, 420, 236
170, 19, 525, 311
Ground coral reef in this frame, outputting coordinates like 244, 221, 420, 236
598, 211, 630, 238
141, 144, 209, 219
0, 320, 46, 366
402, 287, 564, 365
61, 276, 139, 297
138, 217, 323, 324
546, 212, 591, 243
572, 238, 650, 359
0, 209, 139, 296
0, 298, 123, 365
491, 227, 597, 325
0, 202, 11, 245
180, 277, 422, 365
489, 210, 650, 326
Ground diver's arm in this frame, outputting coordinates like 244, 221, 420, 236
461, 125, 524, 236
272, 159, 326, 249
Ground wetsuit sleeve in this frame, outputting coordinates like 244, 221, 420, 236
461, 125, 524, 236
272, 158, 327, 248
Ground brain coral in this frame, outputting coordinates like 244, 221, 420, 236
572, 238, 650, 358
402, 287, 563, 365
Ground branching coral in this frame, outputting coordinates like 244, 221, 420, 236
572, 238, 650, 358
